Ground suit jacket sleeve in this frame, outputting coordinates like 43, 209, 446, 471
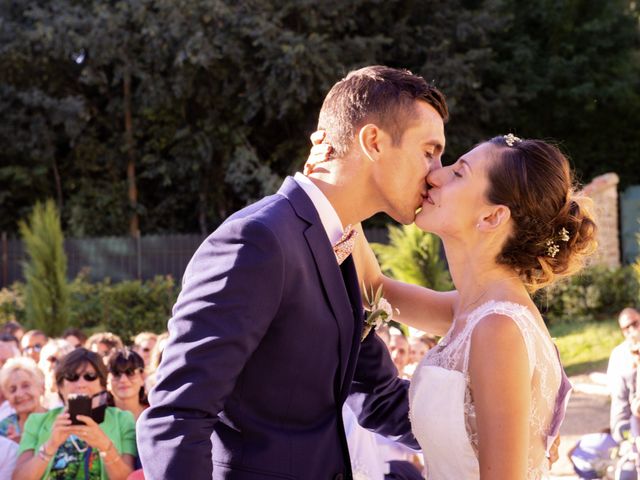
137, 217, 284, 479
347, 330, 419, 450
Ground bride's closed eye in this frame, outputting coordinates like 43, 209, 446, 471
453, 170, 463, 178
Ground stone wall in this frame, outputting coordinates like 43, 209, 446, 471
581, 173, 620, 267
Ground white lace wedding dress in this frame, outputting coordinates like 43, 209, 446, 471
409, 300, 571, 479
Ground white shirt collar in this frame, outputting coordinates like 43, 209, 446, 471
293, 172, 344, 245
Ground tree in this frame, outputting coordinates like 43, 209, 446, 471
19, 200, 70, 335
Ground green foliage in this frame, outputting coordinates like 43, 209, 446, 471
2, 275, 178, 341
371, 224, 452, 291
18, 200, 70, 335
549, 318, 622, 376
0, 283, 26, 325
536, 265, 640, 324
1, 0, 637, 235
634, 232, 640, 298
99, 276, 177, 342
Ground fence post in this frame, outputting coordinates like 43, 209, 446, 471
1, 232, 7, 288
136, 230, 142, 280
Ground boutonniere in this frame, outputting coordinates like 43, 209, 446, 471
361, 283, 398, 341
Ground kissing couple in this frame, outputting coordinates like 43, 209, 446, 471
137, 66, 598, 479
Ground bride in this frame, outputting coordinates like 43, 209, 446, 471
308, 133, 597, 479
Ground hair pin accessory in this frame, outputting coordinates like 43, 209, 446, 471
545, 227, 571, 258
503, 133, 522, 147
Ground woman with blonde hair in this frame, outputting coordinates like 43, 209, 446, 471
0, 357, 46, 444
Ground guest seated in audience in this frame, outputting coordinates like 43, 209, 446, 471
20, 330, 48, 363
0, 335, 20, 421
608, 308, 640, 441
107, 349, 148, 421
62, 328, 87, 349
86, 332, 124, 363
13, 348, 136, 480
144, 332, 168, 391
0, 334, 20, 368
0, 357, 46, 444
1, 321, 25, 343
388, 330, 411, 379
404, 333, 438, 378
38, 339, 74, 409
131, 332, 157, 368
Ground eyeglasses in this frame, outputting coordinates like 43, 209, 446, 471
110, 368, 141, 379
64, 372, 99, 383
24, 344, 43, 353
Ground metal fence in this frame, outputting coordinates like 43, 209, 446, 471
1, 228, 389, 288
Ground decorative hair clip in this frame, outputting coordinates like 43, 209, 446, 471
503, 133, 522, 147
545, 227, 571, 258
546, 240, 560, 258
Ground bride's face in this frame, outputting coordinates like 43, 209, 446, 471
415, 142, 496, 238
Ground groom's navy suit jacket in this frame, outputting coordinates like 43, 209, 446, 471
137, 177, 416, 479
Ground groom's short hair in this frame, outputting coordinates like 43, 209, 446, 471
317, 65, 448, 158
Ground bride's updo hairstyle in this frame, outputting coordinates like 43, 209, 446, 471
485, 135, 597, 291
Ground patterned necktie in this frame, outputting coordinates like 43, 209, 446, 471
332, 225, 358, 265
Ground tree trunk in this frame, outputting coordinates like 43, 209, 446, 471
123, 62, 139, 236
52, 157, 63, 213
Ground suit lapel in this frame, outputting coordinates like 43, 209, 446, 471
278, 177, 358, 389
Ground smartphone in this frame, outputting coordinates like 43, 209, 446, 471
68, 394, 92, 425
91, 391, 109, 424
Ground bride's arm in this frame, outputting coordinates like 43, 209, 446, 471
469, 314, 530, 479
353, 224, 455, 336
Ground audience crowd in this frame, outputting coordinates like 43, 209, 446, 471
7, 308, 640, 479
0, 322, 162, 479
0, 320, 433, 479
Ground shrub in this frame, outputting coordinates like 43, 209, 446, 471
371, 223, 452, 291
2, 275, 178, 341
100, 276, 177, 342
0, 283, 26, 325
536, 265, 639, 324
19, 200, 70, 335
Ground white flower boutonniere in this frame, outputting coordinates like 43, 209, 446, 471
361, 283, 398, 341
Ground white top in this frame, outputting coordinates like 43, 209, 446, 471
410, 300, 564, 479
0, 400, 14, 421
293, 172, 344, 245
607, 340, 635, 393
0, 435, 18, 479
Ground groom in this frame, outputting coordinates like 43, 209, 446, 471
137, 65, 448, 479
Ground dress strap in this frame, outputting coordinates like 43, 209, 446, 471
461, 300, 537, 377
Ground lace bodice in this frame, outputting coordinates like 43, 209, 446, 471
410, 300, 568, 479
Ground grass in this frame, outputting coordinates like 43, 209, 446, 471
549, 318, 623, 376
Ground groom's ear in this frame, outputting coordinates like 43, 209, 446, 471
357, 124, 382, 162
478, 205, 511, 231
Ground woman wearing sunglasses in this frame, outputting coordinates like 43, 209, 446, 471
107, 349, 149, 421
13, 348, 136, 480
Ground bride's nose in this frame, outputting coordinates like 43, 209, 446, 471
426, 167, 444, 188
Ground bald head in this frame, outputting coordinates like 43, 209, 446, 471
619, 308, 640, 328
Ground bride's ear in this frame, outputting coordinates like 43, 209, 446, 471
358, 124, 381, 163
477, 205, 511, 232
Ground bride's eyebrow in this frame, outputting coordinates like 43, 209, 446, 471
458, 158, 472, 172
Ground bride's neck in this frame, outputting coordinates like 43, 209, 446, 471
444, 242, 526, 314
